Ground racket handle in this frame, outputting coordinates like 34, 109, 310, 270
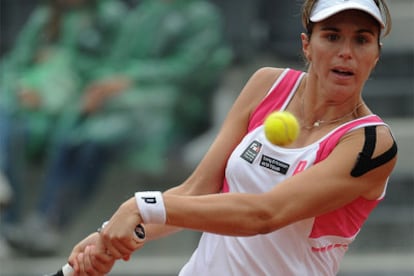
61, 263, 74, 276
46, 263, 73, 276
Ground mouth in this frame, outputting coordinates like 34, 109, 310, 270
332, 68, 354, 76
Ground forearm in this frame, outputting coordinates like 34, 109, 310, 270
133, 191, 275, 238
144, 224, 182, 241
163, 193, 273, 236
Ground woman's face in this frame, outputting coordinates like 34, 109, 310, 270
302, 10, 381, 96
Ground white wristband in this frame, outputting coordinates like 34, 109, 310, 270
135, 191, 166, 224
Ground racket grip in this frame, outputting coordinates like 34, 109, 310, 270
55, 224, 146, 276
46, 263, 73, 276
61, 263, 74, 276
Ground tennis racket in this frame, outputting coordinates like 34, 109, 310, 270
46, 224, 146, 276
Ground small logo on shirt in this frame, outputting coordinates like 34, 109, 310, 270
293, 160, 308, 175
240, 140, 262, 164
260, 154, 290, 174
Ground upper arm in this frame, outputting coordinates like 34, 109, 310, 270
168, 67, 285, 196
263, 125, 398, 228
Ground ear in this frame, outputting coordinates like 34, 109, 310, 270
372, 43, 382, 68
301, 33, 311, 62
373, 56, 380, 67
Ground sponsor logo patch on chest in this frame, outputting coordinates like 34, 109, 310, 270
260, 154, 290, 174
240, 140, 262, 164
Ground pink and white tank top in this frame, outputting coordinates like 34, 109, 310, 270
179, 68, 388, 276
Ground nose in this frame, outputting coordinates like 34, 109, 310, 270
338, 40, 353, 60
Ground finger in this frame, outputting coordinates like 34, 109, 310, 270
68, 254, 78, 274
76, 252, 85, 275
106, 239, 133, 259
93, 248, 114, 263
83, 246, 96, 275
69, 259, 79, 275
101, 238, 122, 260
121, 237, 145, 261
100, 233, 133, 259
94, 238, 117, 273
133, 241, 146, 251
122, 236, 141, 253
93, 255, 115, 272
91, 246, 116, 274
69, 246, 82, 273
86, 245, 110, 276
100, 233, 115, 256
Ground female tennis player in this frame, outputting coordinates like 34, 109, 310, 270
68, 0, 397, 275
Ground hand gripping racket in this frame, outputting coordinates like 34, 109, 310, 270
46, 224, 146, 276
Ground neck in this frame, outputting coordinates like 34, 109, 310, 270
301, 95, 363, 129
298, 74, 365, 129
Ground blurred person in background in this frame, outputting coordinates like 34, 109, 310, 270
3, 0, 232, 256
64, 0, 400, 275
0, 0, 128, 255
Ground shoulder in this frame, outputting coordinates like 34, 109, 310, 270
337, 123, 398, 177
316, 123, 397, 200
349, 124, 397, 198
343, 121, 396, 151
232, 67, 287, 116
372, 124, 398, 155
243, 67, 287, 95
337, 122, 397, 158
249, 67, 286, 82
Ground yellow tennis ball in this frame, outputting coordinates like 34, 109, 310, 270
264, 111, 300, 146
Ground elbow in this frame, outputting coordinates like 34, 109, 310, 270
250, 210, 282, 235
255, 221, 279, 236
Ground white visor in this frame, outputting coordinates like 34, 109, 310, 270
310, 0, 385, 28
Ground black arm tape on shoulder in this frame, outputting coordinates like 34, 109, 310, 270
351, 126, 398, 177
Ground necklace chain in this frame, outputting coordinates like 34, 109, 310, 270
301, 96, 363, 130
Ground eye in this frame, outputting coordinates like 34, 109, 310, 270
356, 35, 368, 44
326, 33, 339, 42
